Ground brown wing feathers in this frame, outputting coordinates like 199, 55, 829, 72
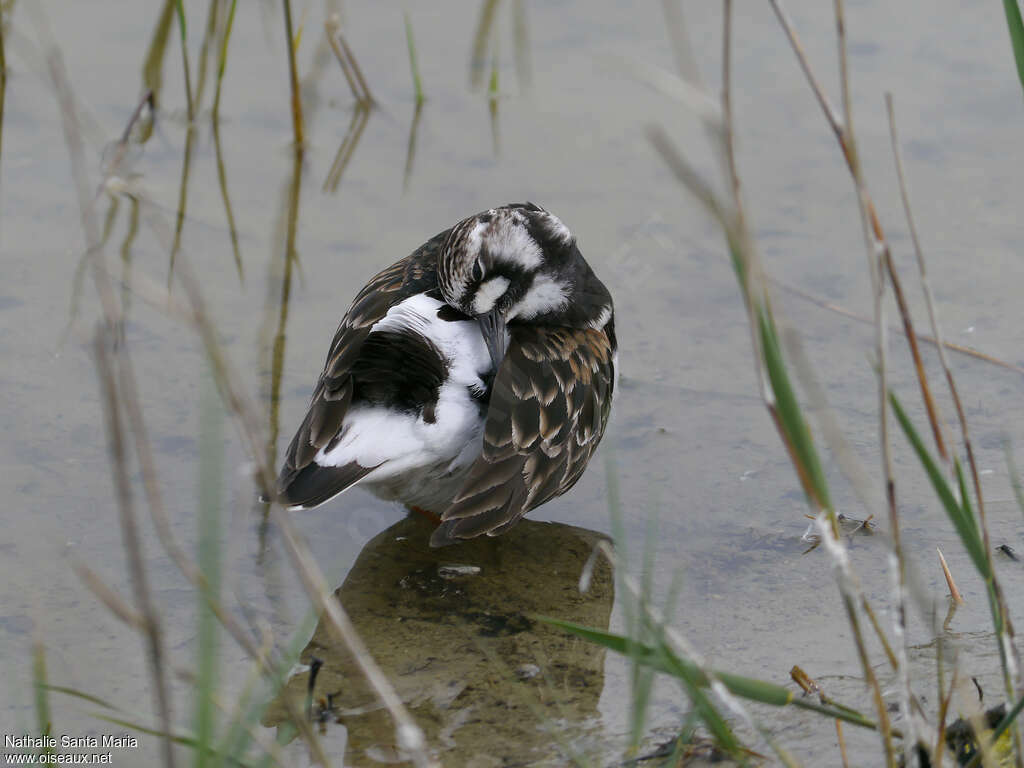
430, 326, 615, 546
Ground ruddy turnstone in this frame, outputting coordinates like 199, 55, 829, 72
275, 203, 617, 546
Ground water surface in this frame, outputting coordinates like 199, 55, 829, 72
1, 1, 1023, 764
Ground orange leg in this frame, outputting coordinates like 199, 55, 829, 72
407, 505, 442, 524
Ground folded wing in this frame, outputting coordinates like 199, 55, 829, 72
431, 325, 616, 546
276, 231, 447, 508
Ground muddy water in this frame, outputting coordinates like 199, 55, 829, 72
1, 0, 1023, 765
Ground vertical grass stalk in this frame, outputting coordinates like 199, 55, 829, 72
0, 2, 9, 198
832, 2, 914, 761
142, 1, 176, 103
32, 639, 55, 758
194, 368, 224, 767
0, 1, 6, 77
168, 124, 196, 282
889, 92, 1023, 761
194, 0, 221, 110
93, 331, 177, 768
212, 119, 243, 279
282, 0, 304, 145
212, 0, 237, 117
173, 0, 195, 121
404, 11, 424, 106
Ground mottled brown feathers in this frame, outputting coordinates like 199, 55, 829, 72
430, 325, 615, 546
276, 204, 616, 546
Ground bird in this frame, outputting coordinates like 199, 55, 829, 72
274, 203, 617, 547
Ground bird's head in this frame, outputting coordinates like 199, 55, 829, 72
437, 203, 585, 368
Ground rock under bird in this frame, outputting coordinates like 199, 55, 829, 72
275, 203, 617, 546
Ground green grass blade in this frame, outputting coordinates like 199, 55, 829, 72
541, 617, 789, 702
488, 54, 499, 98
43, 684, 118, 710
195, 370, 224, 767
538, 616, 881, 731
216, 607, 318, 763
0, 1, 6, 77
142, 0, 176, 103
953, 457, 984, 561
628, 511, 663, 751
32, 640, 55, 757
758, 307, 833, 511
213, 0, 238, 116
1003, 0, 1024, 94
889, 392, 989, 577
992, 693, 1024, 751
404, 12, 424, 106
657, 643, 744, 757
91, 712, 260, 767
174, 0, 195, 120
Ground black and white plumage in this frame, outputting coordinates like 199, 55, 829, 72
276, 203, 617, 546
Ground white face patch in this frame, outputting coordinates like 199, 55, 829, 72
472, 276, 510, 315
507, 273, 569, 320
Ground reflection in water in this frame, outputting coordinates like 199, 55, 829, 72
323, 104, 370, 194
511, 0, 531, 88
263, 514, 614, 765
212, 116, 243, 280
487, 55, 500, 155
63, 93, 151, 346
403, 102, 423, 191
469, 0, 532, 156
469, 0, 500, 90
167, 123, 195, 282
470, 0, 531, 91
323, 14, 375, 194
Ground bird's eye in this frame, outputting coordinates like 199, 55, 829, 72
471, 259, 485, 283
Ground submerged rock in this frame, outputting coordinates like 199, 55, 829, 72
263, 514, 614, 766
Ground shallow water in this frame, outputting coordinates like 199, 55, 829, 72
2, 1, 1024, 765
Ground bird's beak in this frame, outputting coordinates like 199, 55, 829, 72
476, 307, 507, 370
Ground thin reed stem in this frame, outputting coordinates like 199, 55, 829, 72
888, 91, 1022, 765
1, 1, 6, 192
93, 330, 177, 768
282, 0, 304, 144
31, 10, 177, 761
212, 117, 243, 279
271, 507, 431, 767
403, 102, 423, 190
194, 0, 220, 110
173, 0, 195, 121
168, 124, 195, 282
212, 0, 237, 117
0, 2, 6, 77
404, 11, 424, 106
831, 2, 909, 763
768, 0, 946, 464
771, 278, 1024, 375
